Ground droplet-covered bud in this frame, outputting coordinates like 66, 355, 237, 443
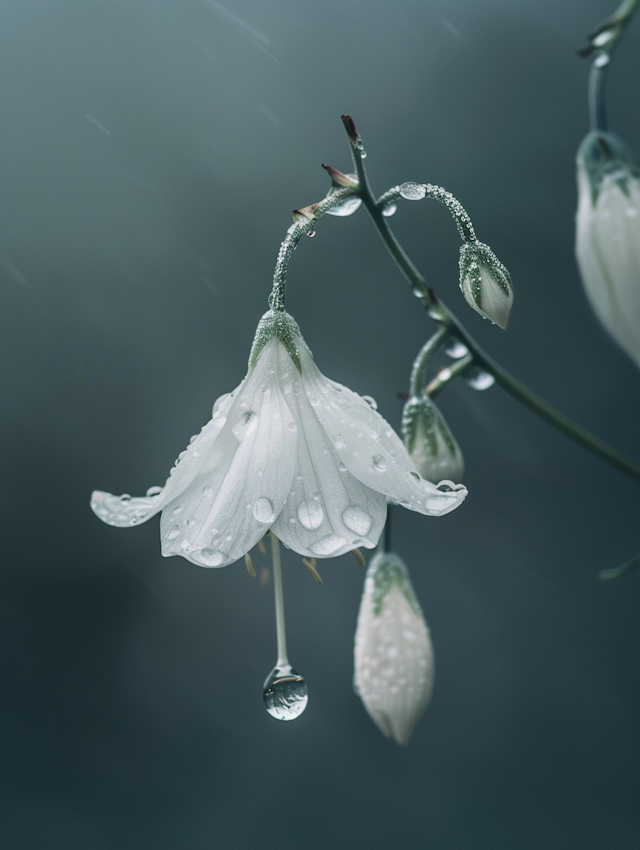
402, 395, 464, 483
459, 241, 513, 330
354, 551, 434, 746
576, 131, 640, 370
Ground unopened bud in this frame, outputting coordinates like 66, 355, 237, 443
459, 241, 513, 330
402, 395, 464, 483
354, 551, 434, 746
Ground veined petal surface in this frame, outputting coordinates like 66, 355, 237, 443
296, 344, 466, 516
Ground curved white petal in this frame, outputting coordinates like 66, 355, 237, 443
271, 347, 387, 558
354, 552, 434, 746
576, 163, 640, 370
160, 338, 297, 567
296, 343, 466, 516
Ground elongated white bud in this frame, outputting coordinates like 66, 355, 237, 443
459, 241, 513, 330
354, 551, 434, 745
576, 131, 640, 370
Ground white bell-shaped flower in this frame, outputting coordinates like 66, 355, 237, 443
402, 394, 464, 483
91, 311, 467, 568
354, 551, 434, 745
576, 130, 640, 370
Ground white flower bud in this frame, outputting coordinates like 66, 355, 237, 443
402, 395, 464, 483
459, 241, 513, 330
575, 131, 640, 370
354, 551, 434, 745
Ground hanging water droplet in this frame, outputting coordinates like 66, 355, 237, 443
360, 151, 367, 159
253, 497, 275, 524
342, 507, 372, 536
464, 367, 495, 391
444, 338, 469, 359
146, 486, 162, 497
399, 182, 427, 200
263, 664, 308, 721
307, 230, 316, 238
411, 284, 424, 298
297, 500, 324, 530
326, 196, 362, 217
195, 547, 224, 567
382, 202, 397, 217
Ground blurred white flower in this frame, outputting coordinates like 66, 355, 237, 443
402, 394, 464, 483
354, 551, 434, 745
459, 240, 513, 330
91, 311, 467, 568
576, 130, 640, 370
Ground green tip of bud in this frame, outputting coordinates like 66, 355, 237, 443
249, 310, 303, 372
402, 395, 464, 484
459, 241, 513, 330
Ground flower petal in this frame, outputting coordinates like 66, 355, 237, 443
296, 344, 466, 516
271, 345, 387, 558
160, 338, 297, 567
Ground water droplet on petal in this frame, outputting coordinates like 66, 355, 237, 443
202, 485, 213, 496
333, 434, 345, 449
297, 501, 324, 530
253, 497, 275, 524
186, 516, 196, 527
196, 547, 224, 567
263, 665, 308, 720
120, 494, 131, 502
346, 405, 380, 438
342, 507, 372, 536
361, 395, 378, 410
372, 454, 387, 471
308, 394, 320, 406
287, 421, 297, 432
212, 416, 227, 431
338, 463, 347, 472
165, 524, 180, 540
311, 534, 347, 556
172, 506, 182, 516
232, 410, 258, 441
146, 486, 162, 497
382, 202, 397, 217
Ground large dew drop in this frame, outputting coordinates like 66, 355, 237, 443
342, 506, 372, 536
297, 500, 324, 530
253, 497, 275, 524
232, 410, 258, 441
263, 664, 308, 721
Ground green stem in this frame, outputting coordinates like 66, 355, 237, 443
269, 532, 289, 667
341, 117, 640, 485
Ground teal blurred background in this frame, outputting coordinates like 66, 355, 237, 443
0, 1, 639, 847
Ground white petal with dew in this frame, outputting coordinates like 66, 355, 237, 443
160, 338, 297, 567
296, 345, 466, 516
271, 344, 386, 557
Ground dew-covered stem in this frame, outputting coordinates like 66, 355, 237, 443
269, 187, 355, 312
269, 532, 289, 667
342, 117, 640, 485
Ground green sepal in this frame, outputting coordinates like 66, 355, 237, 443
368, 552, 422, 618
248, 310, 302, 373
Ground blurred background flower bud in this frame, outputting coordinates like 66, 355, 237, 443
354, 551, 435, 746
402, 394, 464, 483
459, 241, 513, 329
575, 130, 640, 370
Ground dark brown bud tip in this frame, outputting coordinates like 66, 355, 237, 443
321, 164, 358, 188
396, 392, 410, 401
341, 114, 359, 142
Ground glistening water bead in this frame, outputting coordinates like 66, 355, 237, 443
263, 664, 308, 720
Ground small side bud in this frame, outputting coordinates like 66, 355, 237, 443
402, 395, 464, 483
459, 241, 513, 330
292, 204, 318, 224
321, 164, 359, 188
354, 551, 434, 746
